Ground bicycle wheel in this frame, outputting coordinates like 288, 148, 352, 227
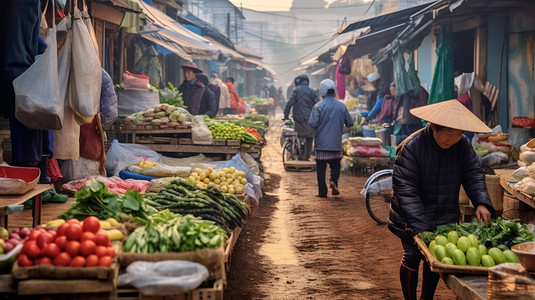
365, 173, 393, 225
282, 140, 299, 162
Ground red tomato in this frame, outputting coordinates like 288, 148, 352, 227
98, 256, 112, 267
36, 232, 53, 248
94, 231, 110, 247
55, 236, 68, 250
35, 257, 52, 265
21, 240, 37, 254
18, 254, 34, 267
94, 245, 109, 258
25, 243, 41, 258
44, 243, 61, 258
53, 252, 72, 266
82, 216, 100, 233
80, 232, 96, 242
37, 228, 47, 233
56, 223, 69, 237
65, 224, 83, 241
47, 230, 56, 240
79, 240, 96, 256
86, 254, 99, 267
108, 247, 116, 258
65, 240, 80, 257
28, 229, 41, 241
70, 256, 86, 267
66, 219, 81, 225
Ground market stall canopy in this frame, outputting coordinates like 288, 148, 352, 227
244, 57, 276, 76
334, 2, 430, 36
347, 23, 406, 59
294, 56, 320, 71
92, 0, 142, 12
205, 37, 244, 61
133, 0, 219, 59
140, 28, 192, 61
234, 45, 263, 60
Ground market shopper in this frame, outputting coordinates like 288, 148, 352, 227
259, 86, 269, 98
388, 99, 495, 300
211, 73, 230, 115
195, 73, 217, 118
225, 77, 239, 115
308, 79, 353, 198
284, 74, 320, 161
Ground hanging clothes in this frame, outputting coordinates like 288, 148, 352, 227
428, 28, 456, 104
335, 60, 346, 100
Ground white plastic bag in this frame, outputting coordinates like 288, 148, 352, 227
14, 7, 63, 130
53, 18, 80, 160
81, 0, 98, 53
191, 116, 213, 145
118, 260, 208, 296
512, 166, 530, 180
105, 139, 163, 176
60, 157, 100, 182
70, 5, 101, 119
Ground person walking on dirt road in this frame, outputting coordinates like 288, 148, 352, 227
388, 100, 495, 300
308, 79, 353, 198
284, 74, 320, 161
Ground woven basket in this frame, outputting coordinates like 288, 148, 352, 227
458, 175, 503, 211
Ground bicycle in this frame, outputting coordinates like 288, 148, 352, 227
360, 169, 393, 225
280, 119, 303, 162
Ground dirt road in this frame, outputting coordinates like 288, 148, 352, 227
225, 116, 456, 299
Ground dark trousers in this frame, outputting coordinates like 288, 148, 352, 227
302, 136, 313, 160
315, 158, 341, 196
400, 240, 440, 300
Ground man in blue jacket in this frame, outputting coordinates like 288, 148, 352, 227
308, 79, 354, 197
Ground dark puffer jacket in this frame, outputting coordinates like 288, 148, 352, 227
283, 75, 319, 122
388, 125, 495, 241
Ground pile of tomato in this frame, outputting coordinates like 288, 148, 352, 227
18, 216, 115, 267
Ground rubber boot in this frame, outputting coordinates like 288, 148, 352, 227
400, 263, 418, 300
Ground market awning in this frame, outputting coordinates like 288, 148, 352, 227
205, 37, 244, 61
140, 30, 192, 61
334, 2, 431, 36
244, 57, 276, 75
132, 0, 219, 59
348, 23, 407, 59
234, 45, 262, 60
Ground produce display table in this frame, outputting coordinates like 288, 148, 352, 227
442, 274, 487, 300
0, 184, 53, 228
494, 169, 535, 208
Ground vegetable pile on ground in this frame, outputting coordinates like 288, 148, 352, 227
186, 167, 247, 193
419, 218, 532, 267
122, 210, 228, 253
208, 122, 259, 144
18, 217, 115, 267
242, 95, 270, 105
145, 179, 248, 233
58, 180, 156, 223
123, 104, 192, 129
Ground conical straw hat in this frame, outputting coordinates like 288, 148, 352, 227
410, 100, 492, 133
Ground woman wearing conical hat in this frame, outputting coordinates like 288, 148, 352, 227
387, 100, 496, 300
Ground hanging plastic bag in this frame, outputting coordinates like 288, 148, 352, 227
60, 157, 100, 182
191, 116, 213, 145
81, 0, 98, 53
70, 4, 101, 120
13, 4, 63, 130
53, 16, 80, 160
105, 139, 163, 176
118, 260, 208, 296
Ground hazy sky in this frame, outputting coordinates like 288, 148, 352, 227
228, 0, 337, 11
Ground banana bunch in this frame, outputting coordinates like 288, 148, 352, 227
488, 132, 508, 142
136, 160, 158, 168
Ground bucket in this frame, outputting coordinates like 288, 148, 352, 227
362, 126, 376, 137
375, 125, 392, 146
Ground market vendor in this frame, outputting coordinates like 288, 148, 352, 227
178, 61, 212, 116
388, 99, 496, 300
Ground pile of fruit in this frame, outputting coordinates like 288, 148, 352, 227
123, 104, 192, 129
187, 167, 247, 194
135, 160, 158, 168
426, 231, 518, 267
420, 218, 532, 267
1, 227, 30, 254
208, 122, 258, 144
17, 217, 116, 267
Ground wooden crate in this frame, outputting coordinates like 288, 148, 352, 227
136, 137, 178, 145
111, 279, 224, 300
212, 139, 226, 146
226, 140, 241, 147
13, 263, 119, 296
414, 235, 489, 275
283, 160, 316, 172
224, 227, 242, 272
179, 138, 192, 145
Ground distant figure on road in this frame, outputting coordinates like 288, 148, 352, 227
308, 79, 353, 198
284, 74, 319, 161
